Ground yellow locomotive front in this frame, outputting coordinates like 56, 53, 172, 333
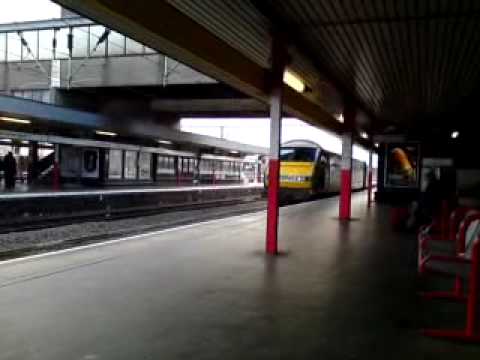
278, 141, 320, 199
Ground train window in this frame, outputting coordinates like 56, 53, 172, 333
89, 25, 107, 57
182, 158, 187, 174
138, 152, 151, 180
177, 157, 182, 173
168, 157, 175, 172
124, 150, 138, 179
280, 147, 317, 162
188, 158, 196, 174
157, 155, 175, 175
108, 149, 123, 179
177, 157, 183, 174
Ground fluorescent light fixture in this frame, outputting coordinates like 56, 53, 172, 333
157, 139, 173, 145
230, 150, 239, 154
336, 113, 344, 123
1, 138, 12, 143
451, 131, 459, 139
21, 140, 29, 145
0, 116, 31, 124
283, 70, 306, 93
95, 130, 117, 137
360, 131, 368, 139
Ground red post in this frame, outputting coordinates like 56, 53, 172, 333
367, 150, 373, 208
466, 241, 479, 336
339, 132, 353, 220
266, 159, 280, 254
265, 37, 287, 255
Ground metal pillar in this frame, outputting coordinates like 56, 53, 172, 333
53, 143, 60, 190
266, 40, 287, 255
28, 141, 39, 184
367, 150, 373, 208
339, 132, 353, 220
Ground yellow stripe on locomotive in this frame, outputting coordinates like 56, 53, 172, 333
280, 161, 314, 189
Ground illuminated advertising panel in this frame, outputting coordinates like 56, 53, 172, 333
385, 143, 420, 188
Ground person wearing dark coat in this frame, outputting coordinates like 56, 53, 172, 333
3, 152, 17, 190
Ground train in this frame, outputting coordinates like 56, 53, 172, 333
266, 140, 367, 200
56, 140, 262, 186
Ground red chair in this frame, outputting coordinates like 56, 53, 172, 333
419, 211, 480, 301
422, 236, 480, 342
418, 207, 472, 274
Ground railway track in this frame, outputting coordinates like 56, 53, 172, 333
0, 199, 267, 261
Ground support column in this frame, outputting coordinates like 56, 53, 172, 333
28, 141, 39, 184
53, 144, 60, 190
266, 39, 287, 255
367, 149, 373, 208
339, 132, 353, 220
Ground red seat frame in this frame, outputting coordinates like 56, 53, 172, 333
418, 207, 473, 274
419, 211, 480, 302
422, 238, 480, 342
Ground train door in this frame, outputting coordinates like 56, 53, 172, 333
319, 152, 329, 191
329, 155, 342, 192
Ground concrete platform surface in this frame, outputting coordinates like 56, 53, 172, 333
0, 193, 479, 359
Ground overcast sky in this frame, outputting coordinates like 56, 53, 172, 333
0, 0, 60, 23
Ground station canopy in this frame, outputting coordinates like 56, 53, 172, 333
55, 0, 480, 140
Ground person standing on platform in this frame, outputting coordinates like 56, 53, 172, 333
3, 152, 17, 190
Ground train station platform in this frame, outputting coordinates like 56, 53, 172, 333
0, 193, 478, 359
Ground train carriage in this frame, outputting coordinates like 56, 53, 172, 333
57, 140, 260, 187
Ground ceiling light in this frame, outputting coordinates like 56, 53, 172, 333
39, 142, 53, 147
336, 114, 344, 123
360, 131, 368, 139
95, 130, 117, 136
21, 140, 29, 145
283, 70, 305, 93
230, 150, 239, 154
374, 143, 379, 147
0, 116, 31, 124
1, 138, 12, 143
157, 139, 173, 145
451, 131, 459, 139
